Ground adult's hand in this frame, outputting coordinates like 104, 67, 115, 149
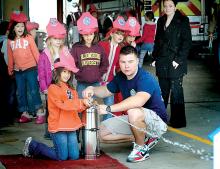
209, 33, 213, 39
151, 61, 156, 67
172, 61, 179, 69
131, 41, 136, 48
98, 104, 108, 115
82, 86, 94, 99
82, 98, 93, 107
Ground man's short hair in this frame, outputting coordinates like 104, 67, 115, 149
120, 45, 138, 57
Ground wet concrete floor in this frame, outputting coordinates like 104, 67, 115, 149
0, 59, 220, 169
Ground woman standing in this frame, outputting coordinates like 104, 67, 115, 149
152, 0, 192, 128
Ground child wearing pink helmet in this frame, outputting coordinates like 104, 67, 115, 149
70, 12, 109, 152
23, 55, 90, 160
99, 15, 127, 120
124, 17, 141, 47
7, 11, 44, 123
70, 12, 109, 100
26, 21, 39, 39
38, 18, 78, 137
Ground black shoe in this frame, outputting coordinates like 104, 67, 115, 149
44, 133, 51, 140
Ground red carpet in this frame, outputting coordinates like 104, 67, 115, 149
0, 153, 128, 169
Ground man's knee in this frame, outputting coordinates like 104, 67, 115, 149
127, 108, 145, 123
99, 124, 111, 140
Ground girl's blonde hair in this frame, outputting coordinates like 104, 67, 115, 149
46, 37, 64, 58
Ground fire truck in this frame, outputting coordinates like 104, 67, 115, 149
82, 0, 215, 43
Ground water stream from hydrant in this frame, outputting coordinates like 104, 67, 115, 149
104, 110, 213, 161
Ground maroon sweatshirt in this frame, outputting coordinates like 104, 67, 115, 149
70, 43, 109, 83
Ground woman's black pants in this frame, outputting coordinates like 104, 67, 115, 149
158, 77, 186, 128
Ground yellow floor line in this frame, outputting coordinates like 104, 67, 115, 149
168, 126, 213, 146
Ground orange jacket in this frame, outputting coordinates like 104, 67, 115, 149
48, 82, 87, 133
7, 35, 39, 75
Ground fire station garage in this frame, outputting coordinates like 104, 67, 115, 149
0, 0, 219, 169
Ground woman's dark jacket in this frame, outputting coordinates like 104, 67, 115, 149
152, 10, 192, 78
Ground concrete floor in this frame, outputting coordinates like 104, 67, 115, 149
0, 59, 220, 169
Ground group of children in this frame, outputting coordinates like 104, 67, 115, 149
4, 9, 157, 161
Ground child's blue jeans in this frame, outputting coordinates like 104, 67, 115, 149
139, 43, 154, 67
15, 67, 42, 114
29, 131, 79, 160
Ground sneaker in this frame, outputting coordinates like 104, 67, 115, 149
19, 114, 32, 123
35, 109, 46, 124
127, 143, 149, 163
23, 137, 32, 157
35, 115, 45, 124
144, 137, 159, 150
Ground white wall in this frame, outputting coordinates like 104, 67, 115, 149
29, 0, 57, 31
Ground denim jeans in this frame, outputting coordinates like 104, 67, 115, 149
15, 68, 42, 113
102, 95, 114, 121
29, 131, 79, 160
139, 43, 154, 67
76, 81, 100, 99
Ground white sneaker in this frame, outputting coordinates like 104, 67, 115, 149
23, 137, 32, 157
144, 137, 160, 150
127, 142, 150, 163
22, 112, 33, 118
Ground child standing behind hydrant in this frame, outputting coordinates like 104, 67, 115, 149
38, 18, 72, 134
26, 21, 39, 39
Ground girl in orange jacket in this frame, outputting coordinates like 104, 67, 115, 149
22, 55, 91, 160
